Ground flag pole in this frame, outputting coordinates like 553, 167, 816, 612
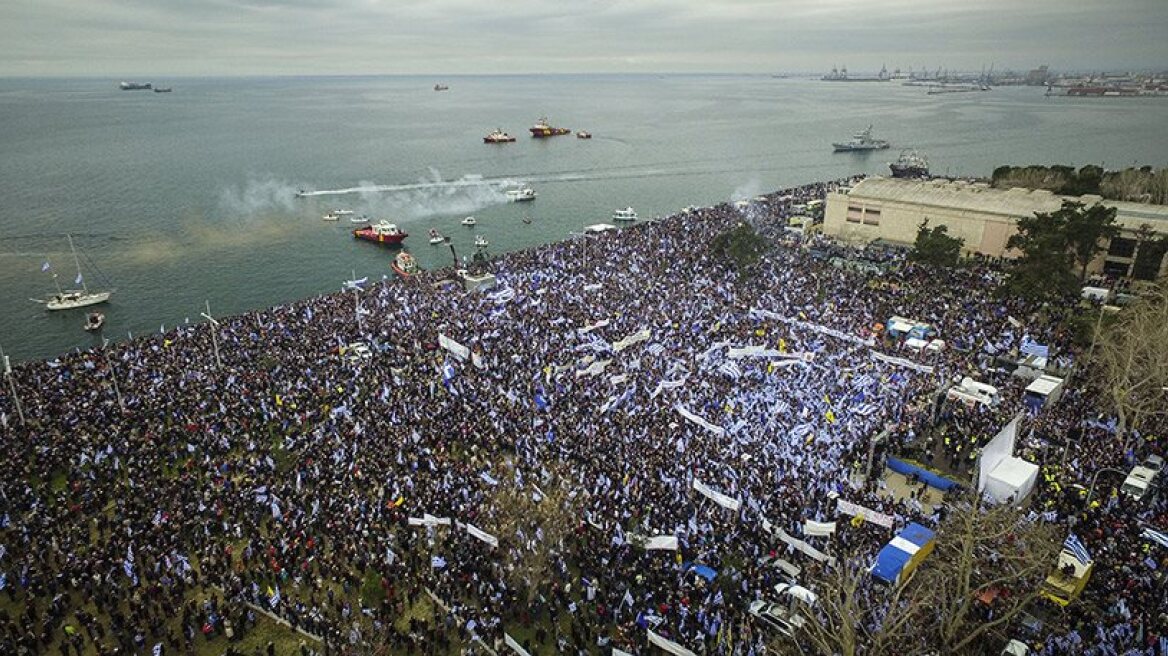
0, 343, 27, 426
199, 301, 222, 369
352, 269, 363, 333
102, 338, 126, 414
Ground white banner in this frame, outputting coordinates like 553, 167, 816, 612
612, 328, 651, 352
613, 650, 634, 656
465, 523, 499, 548
576, 359, 612, 379
835, 499, 894, 529
750, 308, 876, 347
407, 513, 453, 527
644, 535, 680, 551
504, 633, 533, 656
693, 478, 741, 512
776, 528, 835, 565
870, 351, 935, 374
578, 319, 611, 335
610, 373, 629, 386
803, 520, 837, 537
439, 333, 470, 361
651, 377, 687, 399
676, 405, 726, 437
648, 630, 698, 656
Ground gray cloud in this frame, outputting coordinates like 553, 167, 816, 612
4, 0, 1166, 75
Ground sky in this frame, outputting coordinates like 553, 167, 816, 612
4, 0, 1167, 76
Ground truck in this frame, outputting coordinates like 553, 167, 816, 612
1121, 465, 1158, 501
747, 583, 818, 637
1039, 549, 1093, 606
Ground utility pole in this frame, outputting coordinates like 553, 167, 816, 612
102, 338, 125, 413
199, 300, 222, 369
351, 270, 363, 334
0, 343, 26, 427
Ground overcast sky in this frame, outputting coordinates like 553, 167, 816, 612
5, 0, 1167, 76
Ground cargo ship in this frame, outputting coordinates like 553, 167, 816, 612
119, 81, 152, 90
529, 117, 571, 138
353, 221, 407, 245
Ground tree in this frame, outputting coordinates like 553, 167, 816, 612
910, 220, 965, 267
1062, 201, 1119, 281
1094, 281, 1168, 440
711, 222, 768, 278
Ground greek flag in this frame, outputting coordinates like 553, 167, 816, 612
718, 361, 743, 380
431, 555, 447, 569
75, 272, 83, 285
153, 644, 163, 656
1142, 527, 1168, 550
647, 343, 666, 356
534, 387, 549, 411
343, 276, 368, 291
41, 261, 51, 272
269, 585, 280, 608
1064, 533, 1092, 566
1020, 339, 1049, 359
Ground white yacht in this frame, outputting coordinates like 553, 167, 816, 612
505, 186, 537, 202
612, 207, 638, 222
33, 234, 113, 311
461, 216, 477, 227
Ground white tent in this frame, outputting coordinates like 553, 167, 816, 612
982, 457, 1039, 504
1025, 375, 1065, 407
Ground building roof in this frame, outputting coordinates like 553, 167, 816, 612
844, 177, 1168, 226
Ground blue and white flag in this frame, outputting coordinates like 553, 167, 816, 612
534, 387, 549, 412
1142, 527, 1168, 550
343, 276, 368, 291
41, 261, 51, 272
0, 573, 6, 590
431, 555, 447, 569
269, 585, 280, 608
1020, 339, 1049, 359
1064, 533, 1092, 566
75, 272, 83, 285
153, 644, 163, 656
479, 471, 499, 486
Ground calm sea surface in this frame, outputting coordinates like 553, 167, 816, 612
1, 75, 1166, 362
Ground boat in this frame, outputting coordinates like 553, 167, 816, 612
832, 125, 890, 152
483, 129, 516, 144
889, 149, 930, 179
323, 212, 340, 222
522, 216, 533, 225
332, 209, 355, 216
392, 252, 420, 277
461, 216, 477, 227
429, 229, 445, 245
118, 81, 152, 90
821, 65, 890, 82
612, 207, 638, 222
474, 235, 489, 248
529, 116, 571, 138
153, 87, 172, 93
83, 312, 105, 332
350, 215, 370, 224
576, 131, 592, 139
352, 221, 408, 245
505, 186, 537, 202
31, 234, 113, 311
434, 84, 449, 91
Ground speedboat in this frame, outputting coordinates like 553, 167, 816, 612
332, 209, 355, 216
474, 235, 489, 248
392, 252, 420, 277
461, 216, 477, 227
576, 131, 592, 139
322, 212, 339, 222
612, 207, 638, 222
484, 129, 516, 143
505, 186, 537, 202
350, 215, 370, 224
429, 228, 445, 245
352, 221, 408, 245
84, 312, 105, 332
522, 216, 533, 225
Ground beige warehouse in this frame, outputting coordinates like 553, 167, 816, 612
824, 177, 1168, 278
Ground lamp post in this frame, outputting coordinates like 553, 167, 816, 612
0, 343, 26, 427
199, 300, 222, 369
1086, 467, 1126, 504
102, 338, 125, 414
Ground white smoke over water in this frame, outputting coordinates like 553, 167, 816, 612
218, 178, 301, 217
730, 177, 763, 202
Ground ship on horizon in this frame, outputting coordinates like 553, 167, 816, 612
119, 81, 152, 91
832, 125, 890, 152
821, 65, 890, 82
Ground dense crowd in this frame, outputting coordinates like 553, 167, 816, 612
0, 176, 1164, 656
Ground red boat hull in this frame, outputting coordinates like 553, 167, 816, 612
353, 230, 407, 245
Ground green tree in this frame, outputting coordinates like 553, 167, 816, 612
910, 220, 965, 267
711, 222, 768, 278
1063, 201, 1119, 281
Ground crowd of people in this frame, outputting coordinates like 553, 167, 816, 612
0, 175, 1164, 656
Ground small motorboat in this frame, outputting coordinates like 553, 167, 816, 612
576, 131, 592, 139
612, 207, 638, 222
84, 312, 105, 332
474, 235, 489, 248
522, 216, 533, 225
392, 252, 421, 277
505, 186, 537, 202
461, 216, 477, 227
322, 212, 339, 222
332, 209, 355, 216
428, 228, 446, 245
350, 215, 370, 224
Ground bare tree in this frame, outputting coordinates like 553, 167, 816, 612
1094, 280, 1168, 440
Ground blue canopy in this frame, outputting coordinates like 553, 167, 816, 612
685, 563, 717, 581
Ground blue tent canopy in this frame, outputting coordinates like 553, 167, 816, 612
871, 523, 936, 586
684, 563, 718, 581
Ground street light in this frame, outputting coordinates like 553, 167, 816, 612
199, 300, 222, 369
102, 338, 126, 413
1086, 467, 1127, 504
0, 343, 26, 427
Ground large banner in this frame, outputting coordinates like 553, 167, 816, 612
613, 328, 651, 352
870, 351, 935, 374
776, 528, 835, 565
835, 500, 894, 529
438, 334, 470, 361
407, 514, 452, 527
693, 478, 741, 511
504, 633, 533, 656
648, 630, 698, 656
803, 520, 837, 537
644, 535, 680, 551
676, 405, 726, 437
464, 523, 499, 548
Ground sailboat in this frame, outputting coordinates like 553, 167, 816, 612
32, 234, 112, 311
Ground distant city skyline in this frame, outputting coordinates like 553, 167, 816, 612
4, 0, 1167, 77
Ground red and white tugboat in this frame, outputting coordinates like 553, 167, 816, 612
483, 128, 516, 143
391, 252, 420, 278
353, 221, 408, 245
529, 117, 571, 138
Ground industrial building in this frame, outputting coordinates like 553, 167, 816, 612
824, 177, 1168, 279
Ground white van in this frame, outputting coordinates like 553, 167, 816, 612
1121, 466, 1157, 501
